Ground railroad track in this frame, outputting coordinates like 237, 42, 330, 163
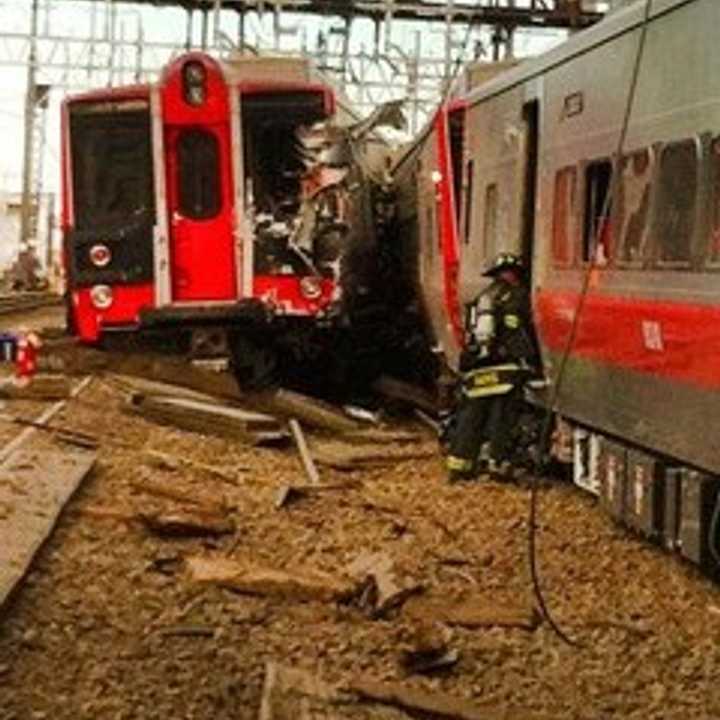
0, 292, 61, 316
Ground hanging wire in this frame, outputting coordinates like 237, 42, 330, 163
527, 0, 655, 647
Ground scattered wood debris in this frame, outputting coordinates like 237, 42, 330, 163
186, 556, 357, 602
0, 375, 93, 465
141, 449, 245, 485
0, 413, 99, 450
347, 677, 551, 720
129, 475, 229, 514
126, 393, 286, 444
403, 595, 540, 631
275, 481, 360, 509
342, 405, 381, 425
312, 440, 436, 471
347, 551, 422, 617
110, 373, 223, 403
288, 419, 320, 486
259, 662, 348, 720
400, 647, 460, 676
146, 554, 184, 576
259, 663, 549, 720
414, 408, 441, 434
49, 345, 362, 434
398, 621, 458, 676
259, 388, 360, 434
275, 417, 327, 507
71, 504, 135, 524
0, 373, 71, 400
46, 345, 243, 400
340, 428, 424, 445
138, 509, 236, 538
0, 448, 96, 609
156, 624, 216, 638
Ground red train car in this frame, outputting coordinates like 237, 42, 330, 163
62, 53, 385, 386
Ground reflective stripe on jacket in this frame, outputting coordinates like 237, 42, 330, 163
461, 363, 526, 399
447, 455, 474, 472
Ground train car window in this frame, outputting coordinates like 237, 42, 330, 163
178, 129, 221, 220
483, 183, 498, 257
449, 110, 465, 225
582, 159, 613, 265
709, 137, 720, 263
655, 139, 698, 265
463, 160, 474, 245
552, 167, 576, 266
617, 149, 654, 265
69, 108, 154, 230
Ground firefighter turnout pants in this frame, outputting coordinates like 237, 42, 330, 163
446, 364, 525, 478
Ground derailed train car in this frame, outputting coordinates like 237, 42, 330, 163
395, 0, 720, 571
62, 53, 395, 389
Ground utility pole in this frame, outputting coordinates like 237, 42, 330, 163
19, 0, 40, 255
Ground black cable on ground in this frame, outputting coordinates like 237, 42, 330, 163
527, 0, 654, 647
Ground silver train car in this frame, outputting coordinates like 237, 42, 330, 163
396, 0, 720, 568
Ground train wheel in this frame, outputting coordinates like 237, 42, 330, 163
228, 333, 278, 390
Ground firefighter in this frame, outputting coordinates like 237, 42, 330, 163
446, 252, 538, 482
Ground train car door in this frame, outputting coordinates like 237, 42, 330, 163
164, 123, 236, 302
520, 99, 540, 275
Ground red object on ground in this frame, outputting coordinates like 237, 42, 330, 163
15, 332, 40, 379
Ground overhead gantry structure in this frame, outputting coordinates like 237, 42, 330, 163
3, 0, 607, 249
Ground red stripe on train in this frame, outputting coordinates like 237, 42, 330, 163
535, 288, 720, 389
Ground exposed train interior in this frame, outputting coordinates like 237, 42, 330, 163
241, 91, 349, 280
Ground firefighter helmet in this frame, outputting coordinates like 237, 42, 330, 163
482, 252, 523, 277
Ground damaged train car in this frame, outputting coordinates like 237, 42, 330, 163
62, 52, 403, 391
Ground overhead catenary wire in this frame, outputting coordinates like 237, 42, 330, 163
527, 0, 655, 647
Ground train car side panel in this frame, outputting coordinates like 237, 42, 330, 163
533, 0, 720, 472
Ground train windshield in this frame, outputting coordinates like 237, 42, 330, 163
69, 101, 154, 230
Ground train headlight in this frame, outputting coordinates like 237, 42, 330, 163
183, 61, 206, 106
89, 243, 111, 268
300, 276, 323, 300
431, 170, 443, 184
90, 285, 113, 310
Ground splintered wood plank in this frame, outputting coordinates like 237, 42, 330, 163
263, 389, 359, 434
347, 551, 422, 617
403, 595, 540, 631
186, 556, 357, 602
288, 419, 320, 486
347, 678, 552, 720
311, 441, 436, 471
0, 374, 71, 401
0, 448, 96, 609
259, 665, 551, 720
126, 393, 283, 442
259, 663, 362, 720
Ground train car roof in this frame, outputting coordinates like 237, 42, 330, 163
65, 84, 150, 106
465, 0, 689, 108
222, 53, 316, 85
